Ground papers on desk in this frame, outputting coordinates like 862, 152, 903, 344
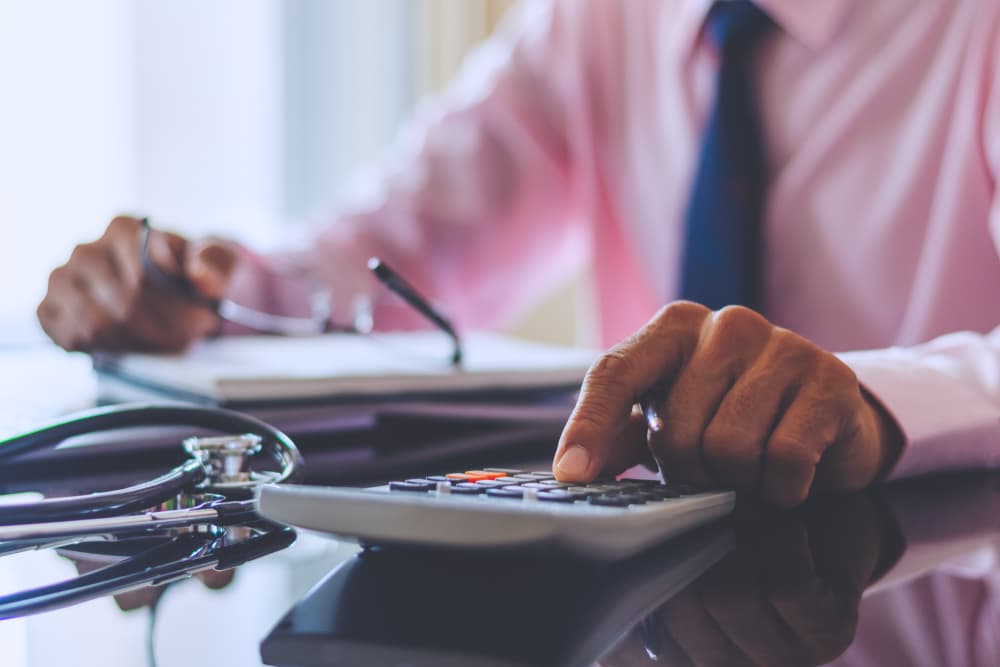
92, 332, 599, 441
94, 331, 598, 404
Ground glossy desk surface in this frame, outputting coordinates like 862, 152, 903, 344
0, 347, 998, 666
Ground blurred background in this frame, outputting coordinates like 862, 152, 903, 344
0, 0, 589, 348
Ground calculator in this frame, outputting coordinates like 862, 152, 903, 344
257, 468, 735, 560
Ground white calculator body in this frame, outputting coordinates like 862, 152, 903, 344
257, 468, 735, 560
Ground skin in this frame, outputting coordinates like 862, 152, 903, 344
599, 493, 897, 666
37, 217, 239, 353
553, 302, 904, 506
39, 219, 903, 506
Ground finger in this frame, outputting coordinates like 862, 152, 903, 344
699, 557, 810, 667
185, 239, 240, 300
554, 302, 710, 482
661, 585, 753, 667
653, 309, 770, 486
145, 226, 188, 276
759, 515, 861, 663
66, 244, 131, 322
601, 409, 658, 477
761, 389, 833, 507
700, 350, 801, 490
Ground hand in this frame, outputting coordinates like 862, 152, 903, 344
37, 216, 240, 353
67, 552, 236, 612
600, 493, 897, 666
553, 302, 903, 506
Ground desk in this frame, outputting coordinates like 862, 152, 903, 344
1, 346, 999, 666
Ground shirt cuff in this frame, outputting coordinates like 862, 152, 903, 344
838, 348, 1000, 480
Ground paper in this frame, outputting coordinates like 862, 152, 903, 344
95, 331, 599, 404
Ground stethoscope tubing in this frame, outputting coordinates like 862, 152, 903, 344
0, 403, 303, 521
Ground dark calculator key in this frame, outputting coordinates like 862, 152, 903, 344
485, 486, 525, 499
483, 468, 525, 474
537, 490, 577, 503
649, 487, 681, 498
675, 485, 698, 495
589, 495, 631, 507
452, 483, 485, 494
617, 494, 647, 505
567, 486, 600, 496
389, 481, 434, 492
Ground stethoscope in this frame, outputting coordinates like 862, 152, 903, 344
0, 403, 305, 619
0, 403, 303, 541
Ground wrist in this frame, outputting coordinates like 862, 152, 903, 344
861, 385, 905, 483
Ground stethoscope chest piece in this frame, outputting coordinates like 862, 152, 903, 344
183, 433, 264, 484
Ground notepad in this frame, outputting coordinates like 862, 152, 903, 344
93, 331, 599, 406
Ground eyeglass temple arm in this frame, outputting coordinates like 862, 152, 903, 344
368, 257, 463, 366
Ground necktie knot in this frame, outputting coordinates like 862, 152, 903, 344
707, 1, 773, 54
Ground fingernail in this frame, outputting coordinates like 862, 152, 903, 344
556, 445, 591, 478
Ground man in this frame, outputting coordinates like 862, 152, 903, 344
37, 1, 1000, 505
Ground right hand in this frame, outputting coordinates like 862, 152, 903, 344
37, 216, 240, 352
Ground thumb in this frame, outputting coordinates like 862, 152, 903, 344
184, 238, 240, 300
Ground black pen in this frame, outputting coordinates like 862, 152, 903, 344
368, 257, 463, 366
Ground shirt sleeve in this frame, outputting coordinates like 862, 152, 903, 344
226, 0, 591, 333
835, 35, 1000, 480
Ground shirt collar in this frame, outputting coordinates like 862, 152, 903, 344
682, 0, 857, 52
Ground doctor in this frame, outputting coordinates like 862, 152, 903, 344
37, 1, 1000, 505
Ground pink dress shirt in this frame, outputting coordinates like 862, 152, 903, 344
229, 0, 1000, 480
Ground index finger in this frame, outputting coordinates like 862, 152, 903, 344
553, 302, 710, 482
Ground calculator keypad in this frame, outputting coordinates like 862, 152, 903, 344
387, 469, 702, 508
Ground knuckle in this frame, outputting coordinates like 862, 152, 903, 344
713, 304, 765, 332
587, 350, 635, 386
768, 434, 821, 468
106, 215, 139, 238
68, 242, 99, 265
654, 300, 711, 327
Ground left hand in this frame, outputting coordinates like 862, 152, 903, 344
552, 302, 903, 506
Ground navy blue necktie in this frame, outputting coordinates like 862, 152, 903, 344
679, 1, 773, 311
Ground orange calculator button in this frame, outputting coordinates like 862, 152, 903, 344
446, 473, 470, 481
465, 470, 507, 480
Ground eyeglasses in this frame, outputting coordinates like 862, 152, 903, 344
138, 218, 463, 365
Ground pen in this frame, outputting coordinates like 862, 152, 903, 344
639, 392, 664, 433
368, 257, 463, 366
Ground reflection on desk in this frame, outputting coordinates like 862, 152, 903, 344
260, 473, 999, 667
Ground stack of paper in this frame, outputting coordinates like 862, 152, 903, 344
93, 331, 599, 438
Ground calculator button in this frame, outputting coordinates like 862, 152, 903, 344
589, 495, 631, 507
473, 479, 513, 488
511, 474, 538, 480
537, 490, 577, 503
425, 475, 452, 483
485, 486, 525, 499
483, 468, 525, 475
451, 483, 485, 494
465, 470, 508, 480
538, 480, 571, 487
520, 482, 555, 490
389, 481, 434, 492
446, 473, 470, 482
524, 472, 555, 480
